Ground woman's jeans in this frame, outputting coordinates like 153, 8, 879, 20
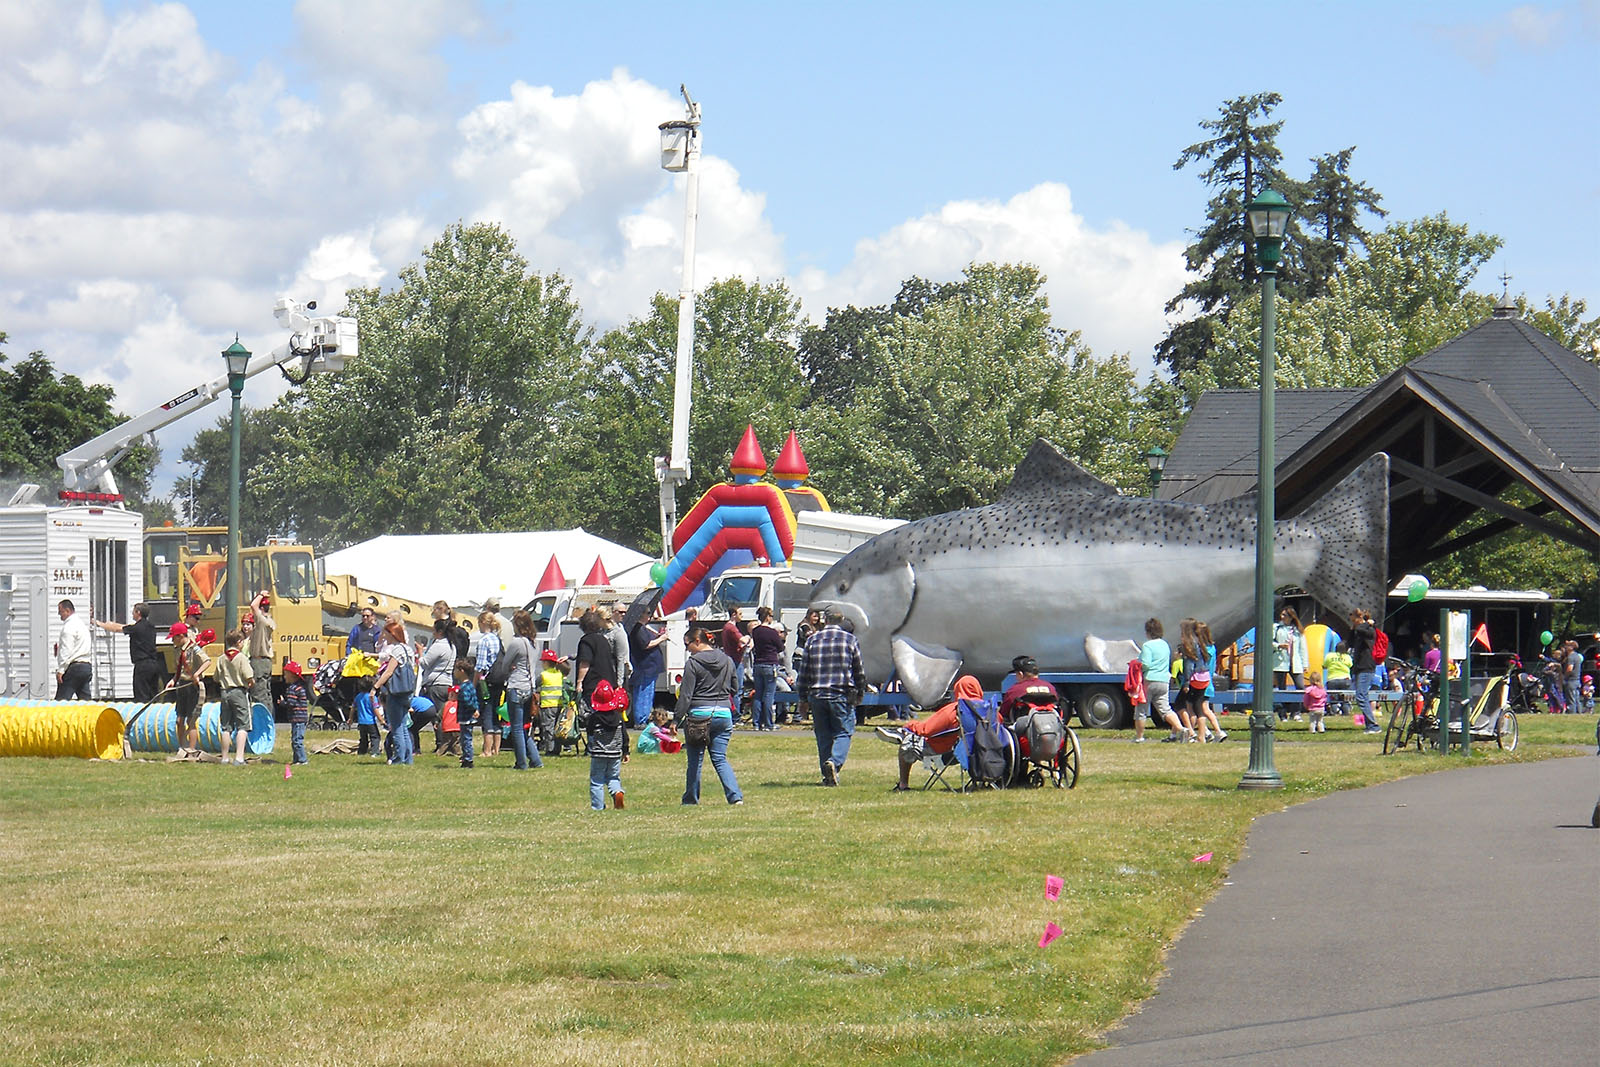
631, 673, 657, 728
683, 712, 741, 805
384, 693, 413, 764
1353, 670, 1377, 726
507, 689, 543, 769
753, 665, 778, 730
590, 756, 623, 810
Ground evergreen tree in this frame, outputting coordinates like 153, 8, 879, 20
1300, 147, 1386, 297
1159, 92, 1301, 379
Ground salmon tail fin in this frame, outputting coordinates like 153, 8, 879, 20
1296, 454, 1389, 621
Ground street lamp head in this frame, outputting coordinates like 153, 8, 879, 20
1246, 188, 1291, 269
1144, 444, 1169, 476
222, 338, 251, 379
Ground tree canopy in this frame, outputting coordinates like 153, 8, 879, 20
0, 337, 160, 505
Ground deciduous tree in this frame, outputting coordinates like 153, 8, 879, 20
257, 222, 590, 547
0, 339, 159, 504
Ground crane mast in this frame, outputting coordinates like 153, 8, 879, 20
653, 86, 702, 561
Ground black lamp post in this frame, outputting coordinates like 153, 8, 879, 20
1239, 188, 1291, 791
221, 339, 250, 635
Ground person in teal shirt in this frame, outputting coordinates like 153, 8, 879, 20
1138, 617, 1190, 743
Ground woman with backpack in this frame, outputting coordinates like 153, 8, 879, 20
372, 615, 418, 765
1349, 609, 1382, 734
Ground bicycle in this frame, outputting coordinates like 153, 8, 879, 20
1383, 658, 1520, 754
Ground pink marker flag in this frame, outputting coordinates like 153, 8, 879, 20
1192, 852, 1212, 863
283, 763, 293, 780
1044, 875, 1063, 901
1038, 922, 1063, 948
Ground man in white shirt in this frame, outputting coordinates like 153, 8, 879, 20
54, 599, 93, 699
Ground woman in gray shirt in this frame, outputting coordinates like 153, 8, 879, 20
502, 610, 542, 770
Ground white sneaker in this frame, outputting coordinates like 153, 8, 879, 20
1293, 714, 1303, 722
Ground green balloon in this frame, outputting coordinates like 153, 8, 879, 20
1407, 578, 1429, 602
1540, 630, 1554, 646
649, 562, 668, 587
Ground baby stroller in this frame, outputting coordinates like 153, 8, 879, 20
1505, 654, 1549, 716
1008, 692, 1082, 789
310, 656, 354, 730
551, 689, 587, 756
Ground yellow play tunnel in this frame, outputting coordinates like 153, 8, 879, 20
0, 701, 125, 760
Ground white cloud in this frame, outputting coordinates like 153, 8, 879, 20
795, 184, 1189, 363
1435, 3, 1574, 69
451, 69, 785, 325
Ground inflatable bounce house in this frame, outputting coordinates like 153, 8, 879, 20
659, 427, 829, 614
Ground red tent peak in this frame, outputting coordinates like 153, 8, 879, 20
772, 431, 809, 480
582, 555, 610, 586
535, 556, 567, 594
730, 424, 767, 476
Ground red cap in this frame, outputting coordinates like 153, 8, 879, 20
168, 622, 189, 639
185, 603, 202, 618
283, 660, 304, 677
198, 628, 216, 644
540, 649, 562, 663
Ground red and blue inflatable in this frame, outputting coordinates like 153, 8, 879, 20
659, 428, 830, 614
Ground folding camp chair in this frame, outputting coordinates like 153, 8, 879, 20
917, 721, 966, 791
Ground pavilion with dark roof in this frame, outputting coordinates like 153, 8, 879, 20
1158, 308, 1600, 583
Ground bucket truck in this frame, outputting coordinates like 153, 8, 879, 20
0, 300, 357, 699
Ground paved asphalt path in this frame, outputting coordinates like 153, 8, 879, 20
1077, 755, 1600, 1065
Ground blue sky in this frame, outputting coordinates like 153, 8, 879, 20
6, 0, 1598, 497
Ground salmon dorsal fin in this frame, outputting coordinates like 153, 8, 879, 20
997, 439, 1119, 503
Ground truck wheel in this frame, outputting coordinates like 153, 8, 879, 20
1075, 685, 1128, 730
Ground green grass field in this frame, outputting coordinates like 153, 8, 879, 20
1, 712, 1592, 1066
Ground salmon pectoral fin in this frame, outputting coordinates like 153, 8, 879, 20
892, 636, 964, 709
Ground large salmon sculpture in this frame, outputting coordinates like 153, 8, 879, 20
810, 440, 1389, 707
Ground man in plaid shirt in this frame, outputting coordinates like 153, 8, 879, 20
797, 611, 865, 786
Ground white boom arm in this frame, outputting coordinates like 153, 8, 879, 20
56, 299, 358, 496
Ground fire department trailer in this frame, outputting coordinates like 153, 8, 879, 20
0, 498, 142, 700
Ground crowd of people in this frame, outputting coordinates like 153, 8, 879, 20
80, 586, 1596, 799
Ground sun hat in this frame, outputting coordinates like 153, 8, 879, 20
589, 679, 629, 713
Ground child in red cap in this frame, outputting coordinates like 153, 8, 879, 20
281, 660, 310, 764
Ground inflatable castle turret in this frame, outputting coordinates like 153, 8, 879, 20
658, 426, 830, 614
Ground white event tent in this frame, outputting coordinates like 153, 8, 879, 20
321, 529, 654, 611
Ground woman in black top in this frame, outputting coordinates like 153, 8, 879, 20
1348, 610, 1379, 733
575, 609, 616, 706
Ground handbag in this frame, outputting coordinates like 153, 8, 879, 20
682, 712, 713, 746
487, 637, 517, 689
385, 649, 417, 695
